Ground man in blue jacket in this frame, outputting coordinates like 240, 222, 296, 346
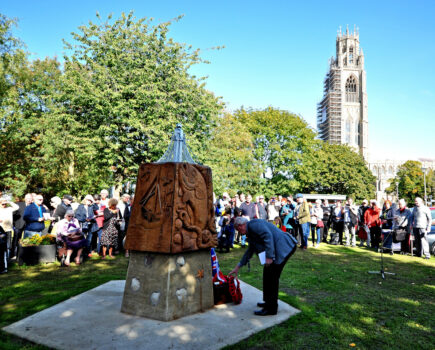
229, 217, 298, 316
23, 195, 47, 238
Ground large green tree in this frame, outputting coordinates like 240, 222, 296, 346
61, 12, 223, 191
0, 12, 223, 198
207, 113, 261, 195
209, 107, 375, 200
386, 160, 434, 205
0, 14, 26, 101
297, 142, 376, 200
0, 57, 64, 197
232, 107, 317, 196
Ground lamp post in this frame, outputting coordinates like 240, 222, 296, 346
422, 167, 428, 206
395, 181, 399, 201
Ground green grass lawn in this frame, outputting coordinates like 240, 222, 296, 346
0, 245, 434, 349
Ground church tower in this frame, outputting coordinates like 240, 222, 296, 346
317, 25, 368, 159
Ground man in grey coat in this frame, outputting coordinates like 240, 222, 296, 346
410, 197, 432, 259
229, 217, 298, 316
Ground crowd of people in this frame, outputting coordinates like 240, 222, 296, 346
214, 192, 432, 260
0, 190, 133, 273
0, 189, 431, 274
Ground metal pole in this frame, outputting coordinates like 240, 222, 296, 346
423, 170, 427, 206
395, 182, 399, 201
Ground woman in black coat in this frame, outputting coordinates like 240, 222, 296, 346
100, 198, 120, 259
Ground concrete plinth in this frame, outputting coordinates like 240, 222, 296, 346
2, 280, 300, 350
121, 250, 214, 321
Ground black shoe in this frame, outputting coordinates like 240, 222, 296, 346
257, 302, 266, 308
254, 308, 277, 316
0, 269, 7, 274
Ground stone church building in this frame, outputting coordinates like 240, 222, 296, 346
317, 27, 434, 202
317, 26, 368, 160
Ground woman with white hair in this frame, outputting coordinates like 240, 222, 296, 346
100, 189, 109, 208
47, 196, 61, 233
392, 199, 412, 254
310, 200, 323, 248
57, 210, 87, 266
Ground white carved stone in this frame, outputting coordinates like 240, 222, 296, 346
131, 278, 140, 292
150, 292, 160, 306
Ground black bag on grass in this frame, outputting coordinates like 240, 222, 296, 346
329, 232, 340, 245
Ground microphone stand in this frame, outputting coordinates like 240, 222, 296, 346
368, 229, 396, 280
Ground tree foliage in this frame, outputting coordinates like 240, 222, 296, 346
0, 12, 222, 198
386, 160, 434, 205
297, 142, 376, 200
208, 107, 375, 200
0, 57, 65, 196
207, 113, 261, 195
232, 107, 317, 196
61, 12, 222, 189
0, 13, 377, 201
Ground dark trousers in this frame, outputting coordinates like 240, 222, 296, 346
401, 233, 410, 253
322, 220, 329, 242
118, 230, 126, 251
0, 231, 7, 272
262, 245, 297, 312
11, 227, 23, 258
295, 224, 302, 245
334, 221, 344, 244
413, 228, 430, 257
370, 226, 381, 248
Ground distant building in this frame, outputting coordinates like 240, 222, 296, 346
368, 158, 435, 202
317, 25, 368, 159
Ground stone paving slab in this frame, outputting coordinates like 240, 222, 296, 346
3, 280, 300, 350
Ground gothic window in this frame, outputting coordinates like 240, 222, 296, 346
345, 75, 358, 102
346, 119, 351, 143
349, 47, 354, 64
343, 57, 347, 66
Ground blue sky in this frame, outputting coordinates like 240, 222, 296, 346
3, 0, 434, 161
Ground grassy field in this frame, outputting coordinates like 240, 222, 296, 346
0, 244, 434, 350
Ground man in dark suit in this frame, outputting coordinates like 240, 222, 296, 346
229, 217, 298, 316
53, 195, 73, 222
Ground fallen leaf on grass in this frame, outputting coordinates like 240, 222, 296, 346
349, 343, 356, 347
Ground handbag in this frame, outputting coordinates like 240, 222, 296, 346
81, 221, 89, 230
316, 220, 324, 228
357, 226, 367, 240
393, 228, 407, 243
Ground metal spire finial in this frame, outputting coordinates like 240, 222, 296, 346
157, 124, 197, 164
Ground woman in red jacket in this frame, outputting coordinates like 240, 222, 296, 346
364, 200, 382, 250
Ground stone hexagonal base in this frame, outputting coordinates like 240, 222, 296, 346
121, 250, 214, 321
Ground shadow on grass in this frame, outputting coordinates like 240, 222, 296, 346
219, 244, 434, 350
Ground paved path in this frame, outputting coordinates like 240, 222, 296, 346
3, 280, 300, 350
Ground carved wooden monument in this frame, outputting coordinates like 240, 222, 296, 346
121, 124, 217, 321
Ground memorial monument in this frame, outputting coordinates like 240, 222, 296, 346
121, 124, 217, 321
